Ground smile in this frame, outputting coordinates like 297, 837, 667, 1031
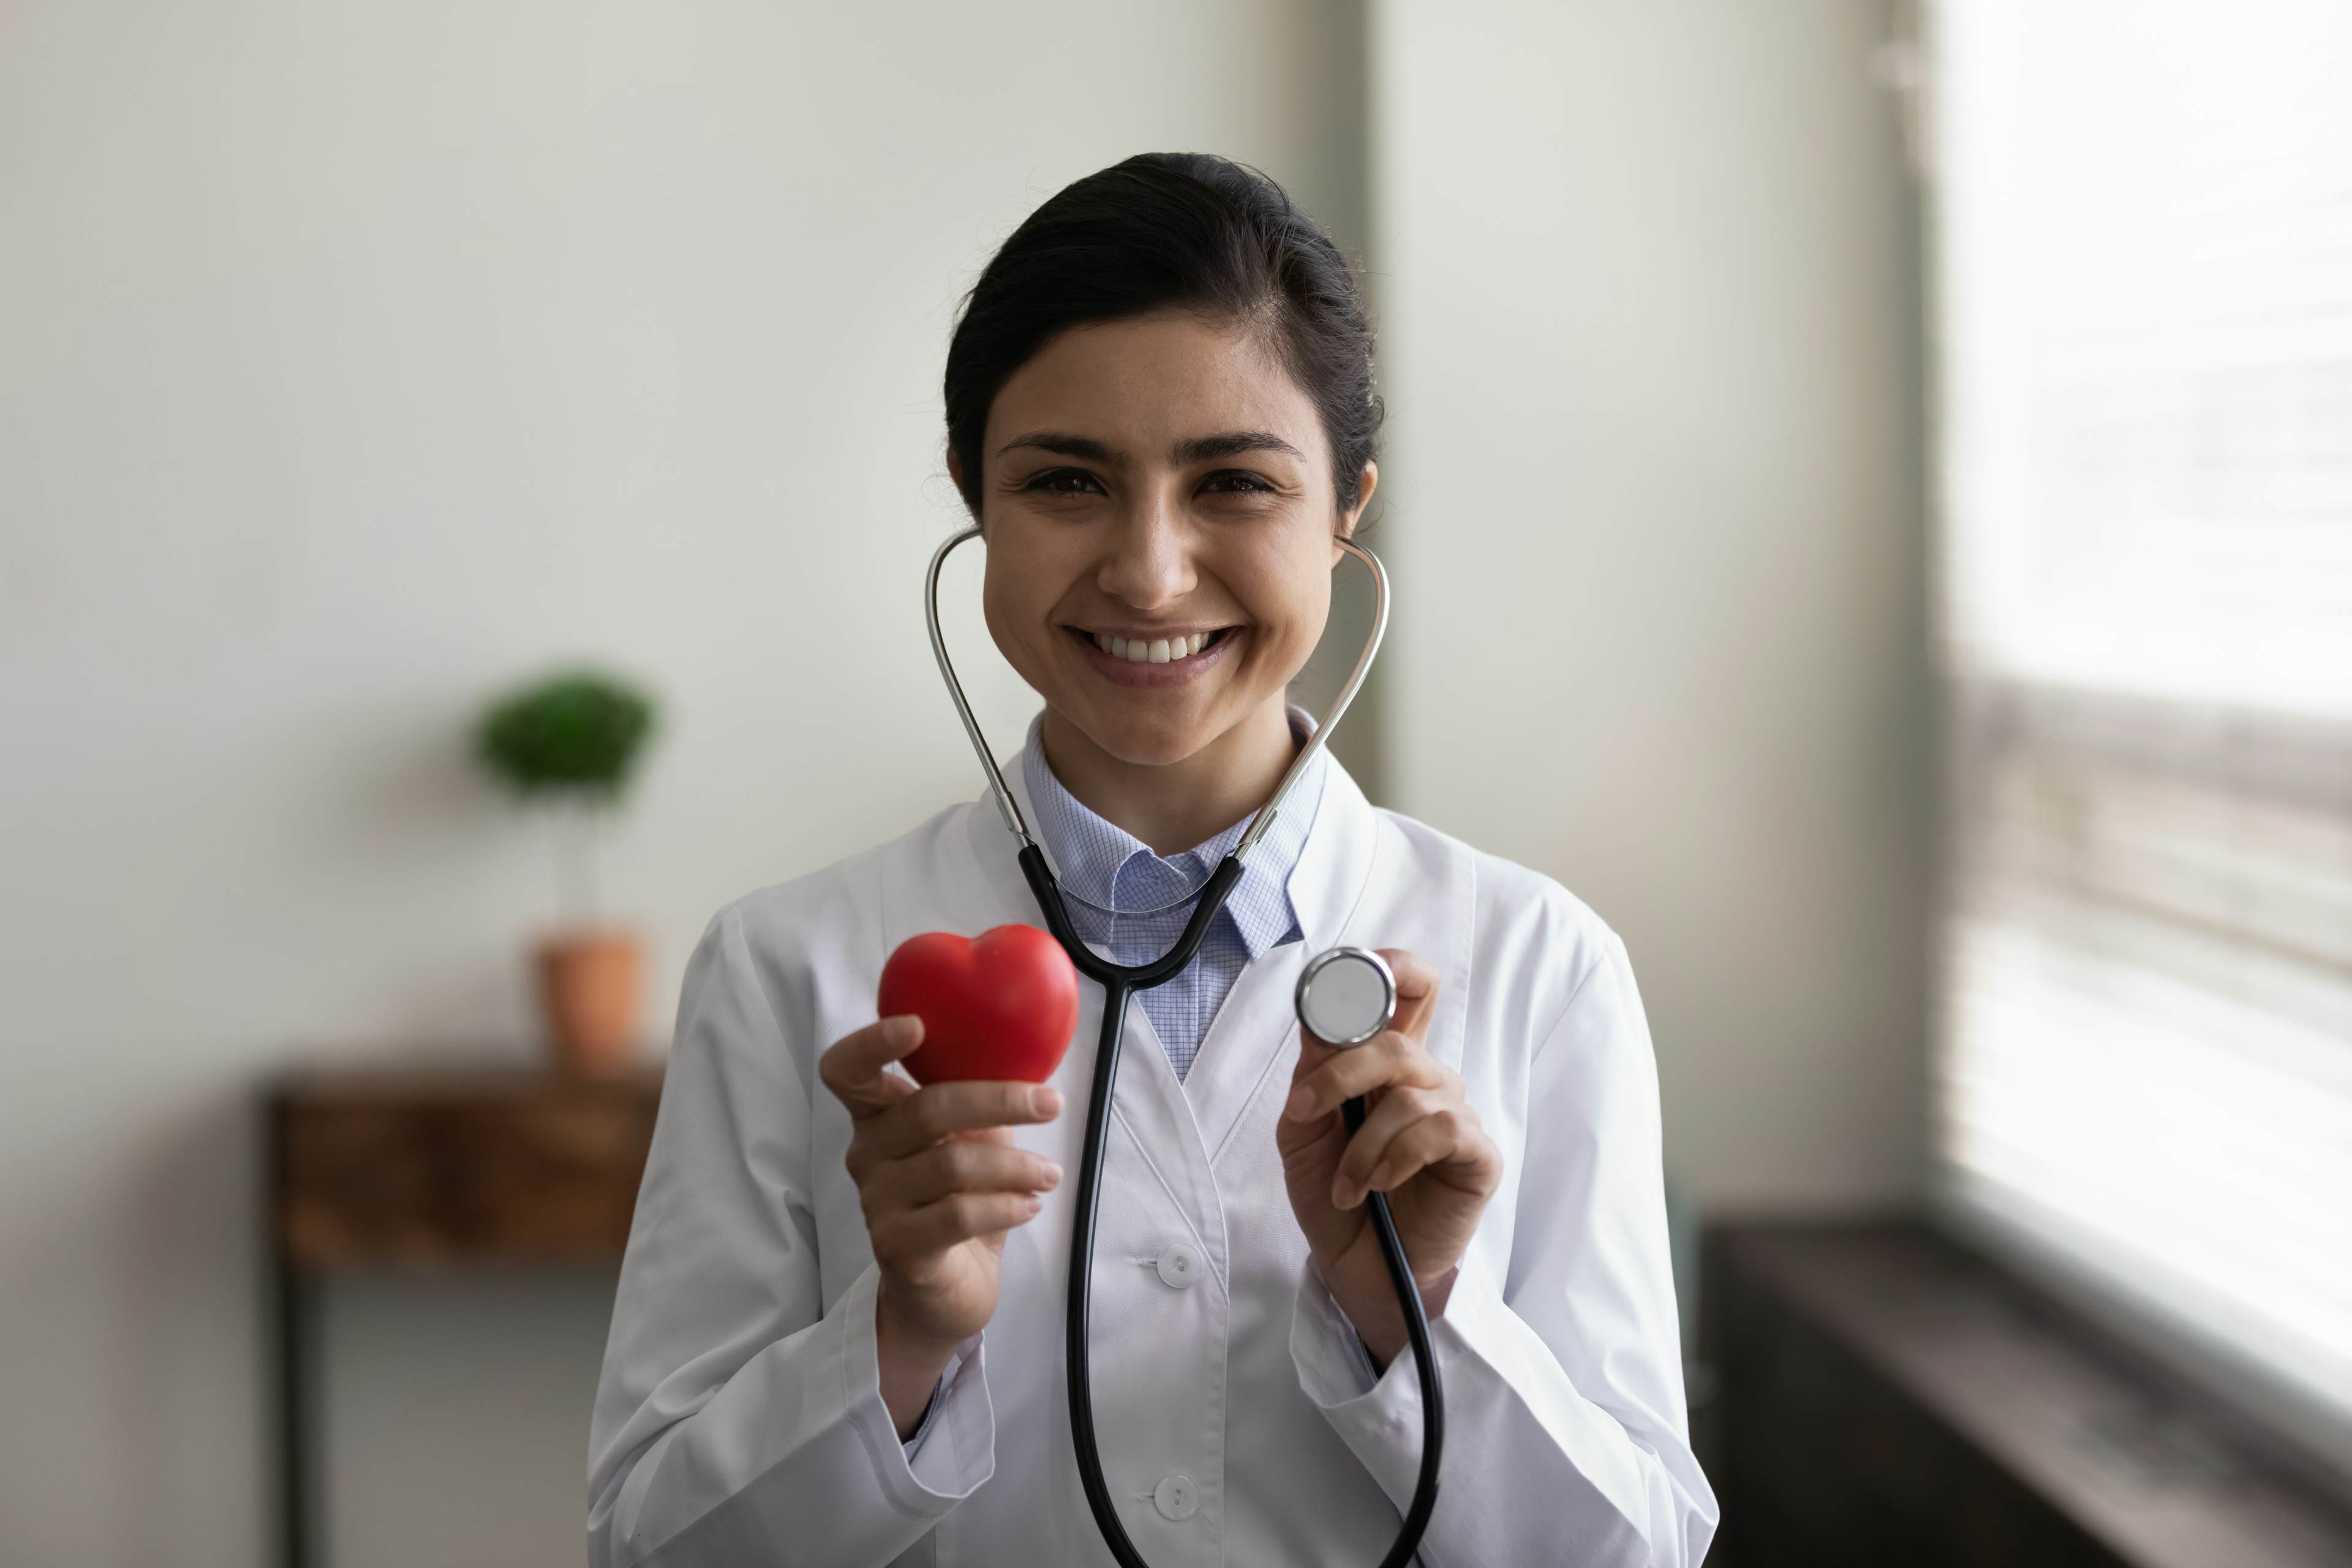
1085, 629, 1226, 664
1066, 625, 1238, 684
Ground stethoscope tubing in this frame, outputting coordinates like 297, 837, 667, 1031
1021, 846, 1442, 1568
1342, 1098, 1447, 1566
931, 529, 1438, 1565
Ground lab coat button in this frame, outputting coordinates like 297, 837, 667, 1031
1153, 1242, 1202, 1289
1153, 1474, 1199, 1520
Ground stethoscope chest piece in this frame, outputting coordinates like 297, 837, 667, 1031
1295, 946, 1396, 1048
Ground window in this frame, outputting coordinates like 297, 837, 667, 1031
1929, 0, 2352, 1468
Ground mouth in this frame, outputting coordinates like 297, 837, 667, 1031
1077, 627, 1234, 663
1063, 624, 1240, 686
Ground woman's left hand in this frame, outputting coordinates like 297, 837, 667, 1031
1276, 948, 1503, 1368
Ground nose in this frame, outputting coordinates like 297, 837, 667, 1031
1094, 488, 1195, 610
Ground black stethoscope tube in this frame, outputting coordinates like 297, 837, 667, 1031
1019, 845, 1444, 1567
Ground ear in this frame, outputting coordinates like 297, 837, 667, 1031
946, 448, 976, 521
1333, 461, 1378, 552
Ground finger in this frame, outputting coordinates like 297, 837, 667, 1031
871, 1191, 1046, 1262
1294, 1029, 1336, 1072
853, 1115, 1018, 1185
868, 1139, 1063, 1212
1334, 1091, 1485, 1208
1369, 1115, 1504, 1211
1274, 1044, 1351, 1164
1394, 1117, 1502, 1201
864, 1079, 1064, 1159
818, 1016, 926, 1116
1378, 948, 1440, 1042
1330, 1085, 1447, 1205
1282, 1030, 1451, 1125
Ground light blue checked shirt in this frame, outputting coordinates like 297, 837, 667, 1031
1020, 712, 1327, 1082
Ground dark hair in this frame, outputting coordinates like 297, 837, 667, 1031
944, 153, 1380, 515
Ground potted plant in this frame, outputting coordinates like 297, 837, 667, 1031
475, 670, 658, 1076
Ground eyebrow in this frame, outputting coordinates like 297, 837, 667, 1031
994, 429, 1304, 464
997, 432, 1117, 461
1174, 431, 1302, 463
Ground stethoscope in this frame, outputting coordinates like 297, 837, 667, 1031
924, 523, 1442, 1567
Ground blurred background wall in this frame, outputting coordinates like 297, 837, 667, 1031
0, 1, 1920, 1562
1371, 0, 1931, 1213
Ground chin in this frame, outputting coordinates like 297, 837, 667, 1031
1068, 704, 1219, 770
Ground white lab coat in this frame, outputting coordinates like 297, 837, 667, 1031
587, 757, 1717, 1567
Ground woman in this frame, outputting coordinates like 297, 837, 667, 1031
589, 153, 1716, 1567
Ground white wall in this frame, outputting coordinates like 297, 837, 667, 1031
2, 2, 1932, 1557
1370, 0, 1933, 1213
0, 2, 1363, 1562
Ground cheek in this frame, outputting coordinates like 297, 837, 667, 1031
978, 540, 1038, 668
979, 584, 1035, 689
1223, 550, 1336, 682
979, 524, 1078, 674
1237, 540, 1335, 661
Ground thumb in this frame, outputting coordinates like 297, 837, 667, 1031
1292, 1032, 1341, 1076
1276, 1037, 1342, 1158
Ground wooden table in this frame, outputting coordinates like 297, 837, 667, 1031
265, 1057, 663, 1568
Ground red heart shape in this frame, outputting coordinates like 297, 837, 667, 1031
878, 925, 1080, 1085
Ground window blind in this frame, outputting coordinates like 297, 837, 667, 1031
1929, 0, 2352, 1466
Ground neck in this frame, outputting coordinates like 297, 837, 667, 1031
1039, 698, 1297, 857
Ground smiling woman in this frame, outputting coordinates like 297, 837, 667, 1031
587, 153, 1715, 1568
972, 311, 1367, 852
944, 153, 1382, 854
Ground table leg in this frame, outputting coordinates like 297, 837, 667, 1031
267, 1091, 314, 1568
274, 1259, 312, 1568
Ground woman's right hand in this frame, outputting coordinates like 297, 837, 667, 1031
818, 1014, 1063, 1438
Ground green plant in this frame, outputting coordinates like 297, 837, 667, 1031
475, 671, 657, 922
477, 672, 655, 797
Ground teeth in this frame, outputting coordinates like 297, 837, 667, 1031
1090, 631, 1217, 663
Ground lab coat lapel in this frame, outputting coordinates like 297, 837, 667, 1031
947, 764, 1231, 1277
1183, 757, 1385, 1170
926, 756, 1418, 1283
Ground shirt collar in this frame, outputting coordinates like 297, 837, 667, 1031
1019, 710, 1327, 960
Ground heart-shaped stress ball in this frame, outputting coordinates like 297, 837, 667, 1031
877, 925, 1080, 1085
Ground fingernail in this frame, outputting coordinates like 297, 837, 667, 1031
881, 1015, 920, 1048
1331, 1179, 1355, 1209
1284, 1085, 1314, 1120
1031, 1086, 1061, 1118
1039, 1163, 1063, 1190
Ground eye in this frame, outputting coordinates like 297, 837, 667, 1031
1023, 467, 1106, 496
1198, 469, 1278, 496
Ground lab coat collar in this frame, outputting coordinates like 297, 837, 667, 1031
969, 728, 1381, 958
1014, 710, 1328, 962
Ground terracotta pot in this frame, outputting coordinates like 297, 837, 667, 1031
535, 929, 645, 1076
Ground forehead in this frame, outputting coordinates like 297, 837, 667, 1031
985, 312, 1329, 466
